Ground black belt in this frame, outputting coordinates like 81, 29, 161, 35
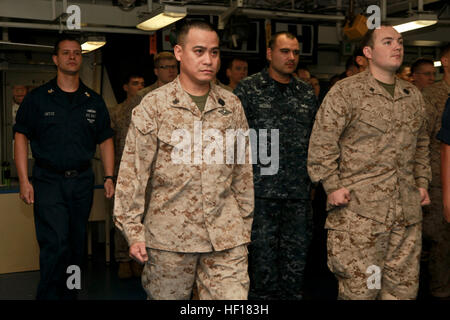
35, 160, 91, 178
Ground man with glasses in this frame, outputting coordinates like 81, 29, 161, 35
421, 44, 450, 299
139, 51, 178, 96
411, 57, 436, 91
234, 31, 317, 300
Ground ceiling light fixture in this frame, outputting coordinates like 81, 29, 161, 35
81, 36, 106, 53
392, 13, 438, 33
136, 5, 186, 31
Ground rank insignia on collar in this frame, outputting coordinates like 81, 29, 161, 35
48, 89, 54, 94
218, 108, 231, 115
84, 92, 90, 97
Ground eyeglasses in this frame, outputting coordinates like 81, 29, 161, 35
159, 65, 177, 70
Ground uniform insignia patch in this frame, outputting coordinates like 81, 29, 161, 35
48, 89, 54, 94
218, 108, 231, 115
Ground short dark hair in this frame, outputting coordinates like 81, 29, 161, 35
53, 35, 81, 55
396, 64, 410, 75
411, 57, 434, 74
359, 23, 393, 51
345, 56, 358, 71
123, 73, 144, 85
268, 31, 297, 49
296, 63, 309, 73
176, 20, 218, 46
227, 57, 248, 70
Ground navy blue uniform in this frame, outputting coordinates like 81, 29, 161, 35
13, 78, 113, 299
437, 98, 450, 144
234, 69, 318, 300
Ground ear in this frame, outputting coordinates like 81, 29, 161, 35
362, 46, 372, 60
52, 55, 58, 66
173, 44, 183, 62
226, 68, 231, 78
123, 84, 128, 93
266, 47, 272, 62
154, 68, 159, 78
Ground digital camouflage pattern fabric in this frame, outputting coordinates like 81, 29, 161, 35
234, 68, 318, 199
308, 69, 431, 299
113, 77, 254, 253
234, 68, 317, 300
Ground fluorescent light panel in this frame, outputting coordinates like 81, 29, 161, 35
434, 61, 442, 67
81, 41, 105, 53
392, 14, 438, 33
137, 5, 186, 31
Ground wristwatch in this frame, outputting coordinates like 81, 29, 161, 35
104, 176, 115, 183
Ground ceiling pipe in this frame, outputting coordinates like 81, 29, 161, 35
382, 0, 387, 22
0, 21, 153, 35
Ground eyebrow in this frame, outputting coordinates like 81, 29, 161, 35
192, 46, 220, 51
381, 36, 403, 41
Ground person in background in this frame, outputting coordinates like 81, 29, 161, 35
226, 57, 249, 90
411, 57, 436, 91
421, 44, 450, 299
109, 73, 145, 279
13, 35, 115, 299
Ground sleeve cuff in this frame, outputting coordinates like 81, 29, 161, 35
12, 123, 31, 139
437, 127, 450, 145
321, 175, 342, 195
124, 231, 146, 247
415, 177, 429, 190
96, 128, 114, 145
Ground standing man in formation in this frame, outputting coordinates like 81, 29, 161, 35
308, 25, 431, 300
226, 57, 249, 90
14, 35, 115, 300
113, 20, 254, 300
421, 44, 450, 299
234, 31, 318, 300
411, 57, 436, 91
110, 73, 145, 279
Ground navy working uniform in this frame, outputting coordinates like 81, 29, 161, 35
234, 68, 318, 299
13, 78, 114, 299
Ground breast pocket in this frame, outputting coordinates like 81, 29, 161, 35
38, 112, 63, 142
358, 111, 389, 133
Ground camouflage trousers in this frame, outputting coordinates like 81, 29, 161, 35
327, 206, 421, 300
141, 245, 249, 300
422, 186, 450, 297
248, 198, 313, 300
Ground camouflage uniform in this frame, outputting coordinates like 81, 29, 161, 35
234, 68, 318, 300
110, 100, 139, 263
308, 70, 431, 300
422, 81, 450, 297
138, 82, 159, 98
110, 83, 162, 264
113, 77, 254, 300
